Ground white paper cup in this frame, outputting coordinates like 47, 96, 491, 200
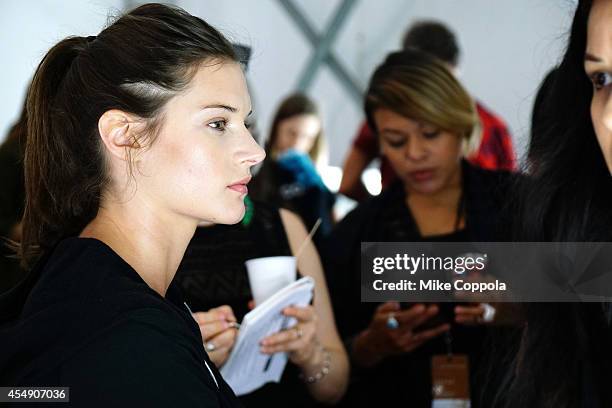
245, 256, 297, 305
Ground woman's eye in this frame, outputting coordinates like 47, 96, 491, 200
208, 120, 227, 131
387, 139, 406, 148
591, 72, 612, 90
422, 130, 440, 139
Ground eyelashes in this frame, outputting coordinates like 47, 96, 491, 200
207, 119, 253, 133
387, 139, 406, 148
208, 119, 227, 132
590, 71, 612, 91
423, 130, 440, 139
383, 130, 440, 148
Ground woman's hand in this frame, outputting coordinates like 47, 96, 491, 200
352, 302, 450, 367
259, 305, 319, 367
455, 302, 525, 326
193, 305, 239, 368
454, 303, 489, 325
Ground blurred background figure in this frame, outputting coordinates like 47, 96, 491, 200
0, 103, 26, 294
340, 20, 516, 201
324, 49, 516, 407
250, 94, 335, 245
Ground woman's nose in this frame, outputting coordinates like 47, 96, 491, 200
405, 137, 427, 161
239, 132, 266, 167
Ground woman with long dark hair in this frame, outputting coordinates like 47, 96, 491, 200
0, 4, 264, 407
499, 0, 612, 406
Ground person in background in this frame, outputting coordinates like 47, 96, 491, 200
0, 4, 265, 406
249, 94, 335, 245
340, 20, 516, 201
324, 49, 516, 407
0, 103, 26, 294
174, 197, 349, 407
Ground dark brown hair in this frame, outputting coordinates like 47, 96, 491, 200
21, 3, 237, 267
402, 20, 460, 67
264, 93, 324, 163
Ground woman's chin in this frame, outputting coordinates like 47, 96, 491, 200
406, 180, 443, 195
220, 202, 247, 225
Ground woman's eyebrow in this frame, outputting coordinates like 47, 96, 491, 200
200, 105, 253, 117
380, 129, 407, 137
585, 52, 603, 63
200, 104, 238, 113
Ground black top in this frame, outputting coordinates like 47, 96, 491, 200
174, 200, 317, 408
0, 237, 242, 408
322, 161, 514, 408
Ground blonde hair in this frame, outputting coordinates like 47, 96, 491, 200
365, 49, 481, 157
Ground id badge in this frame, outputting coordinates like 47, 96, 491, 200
431, 354, 470, 408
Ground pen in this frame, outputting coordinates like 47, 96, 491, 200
227, 321, 241, 330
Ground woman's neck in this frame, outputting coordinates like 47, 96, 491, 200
80, 196, 197, 297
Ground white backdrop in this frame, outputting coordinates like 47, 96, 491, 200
1, 1, 575, 166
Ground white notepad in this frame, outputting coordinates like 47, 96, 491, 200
220, 276, 315, 395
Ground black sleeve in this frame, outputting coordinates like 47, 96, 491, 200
321, 204, 372, 339
59, 309, 224, 408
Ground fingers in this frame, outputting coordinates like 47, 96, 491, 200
282, 305, 316, 323
455, 305, 484, 316
260, 323, 316, 354
192, 305, 236, 325
397, 304, 439, 328
208, 326, 238, 350
192, 305, 238, 342
455, 304, 485, 325
199, 320, 233, 341
377, 301, 401, 313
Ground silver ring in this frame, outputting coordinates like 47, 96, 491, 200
386, 314, 399, 330
204, 342, 216, 352
294, 326, 304, 339
481, 303, 496, 323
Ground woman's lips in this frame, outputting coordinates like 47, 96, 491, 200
228, 184, 248, 194
227, 176, 251, 195
408, 169, 435, 182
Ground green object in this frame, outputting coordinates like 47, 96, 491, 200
241, 195, 254, 227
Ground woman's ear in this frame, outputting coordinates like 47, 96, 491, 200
98, 109, 145, 161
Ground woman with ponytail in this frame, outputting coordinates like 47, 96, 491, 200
0, 4, 264, 407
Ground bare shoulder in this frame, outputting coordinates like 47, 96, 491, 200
278, 208, 309, 249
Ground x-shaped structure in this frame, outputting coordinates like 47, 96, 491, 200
277, 0, 363, 104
